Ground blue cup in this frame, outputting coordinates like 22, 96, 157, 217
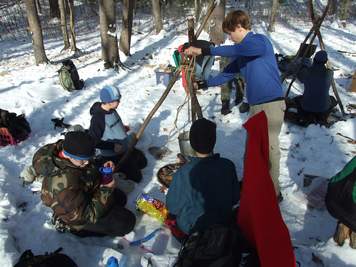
99, 167, 113, 185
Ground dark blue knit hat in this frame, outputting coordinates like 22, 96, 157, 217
314, 50, 328, 64
100, 85, 121, 103
63, 131, 95, 160
189, 118, 216, 154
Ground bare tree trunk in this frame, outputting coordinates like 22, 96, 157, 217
119, 0, 134, 56
99, 0, 120, 69
151, 0, 163, 34
25, 0, 48, 65
67, 0, 79, 52
49, 0, 60, 18
339, 0, 350, 24
329, 0, 337, 15
209, 0, 225, 45
59, 0, 70, 50
267, 0, 279, 32
86, 0, 98, 16
245, 0, 253, 13
35, 0, 42, 14
195, 0, 201, 23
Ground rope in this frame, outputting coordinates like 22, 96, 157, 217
160, 55, 197, 148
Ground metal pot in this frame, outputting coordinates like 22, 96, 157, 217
178, 131, 197, 158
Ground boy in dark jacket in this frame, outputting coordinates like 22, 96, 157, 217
184, 10, 284, 197
35, 131, 135, 237
285, 50, 337, 126
166, 118, 240, 238
88, 85, 147, 182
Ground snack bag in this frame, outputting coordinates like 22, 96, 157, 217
136, 193, 168, 223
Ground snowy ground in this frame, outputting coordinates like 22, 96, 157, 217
0, 10, 356, 267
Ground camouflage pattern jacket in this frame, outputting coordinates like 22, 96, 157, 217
33, 140, 114, 229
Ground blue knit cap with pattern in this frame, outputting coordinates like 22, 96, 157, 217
100, 85, 122, 103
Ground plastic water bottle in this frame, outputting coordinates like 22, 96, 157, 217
99, 167, 113, 185
106, 256, 119, 267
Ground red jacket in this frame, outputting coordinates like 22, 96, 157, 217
237, 111, 296, 267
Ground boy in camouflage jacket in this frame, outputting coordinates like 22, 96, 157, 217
33, 131, 135, 237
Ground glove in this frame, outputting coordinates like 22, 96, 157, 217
195, 80, 208, 90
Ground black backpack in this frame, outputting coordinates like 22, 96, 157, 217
0, 109, 31, 145
58, 59, 84, 91
14, 248, 78, 267
174, 225, 246, 267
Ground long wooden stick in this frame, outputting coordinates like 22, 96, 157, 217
195, 0, 217, 38
118, 1, 217, 166
284, 0, 330, 97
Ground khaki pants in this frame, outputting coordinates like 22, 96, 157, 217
249, 99, 285, 195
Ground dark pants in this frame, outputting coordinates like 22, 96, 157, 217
285, 95, 337, 126
72, 205, 136, 237
70, 189, 135, 237
96, 148, 147, 183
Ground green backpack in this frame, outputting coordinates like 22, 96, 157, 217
58, 59, 84, 92
326, 156, 356, 231
59, 65, 75, 91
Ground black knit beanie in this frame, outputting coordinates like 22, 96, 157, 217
189, 118, 216, 154
63, 131, 95, 160
314, 50, 328, 64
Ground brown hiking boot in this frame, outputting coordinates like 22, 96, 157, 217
333, 222, 351, 246
350, 231, 356, 249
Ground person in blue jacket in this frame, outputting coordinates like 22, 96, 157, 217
285, 50, 337, 126
184, 10, 285, 198
88, 85, 147, 182
166, 118, 240, 238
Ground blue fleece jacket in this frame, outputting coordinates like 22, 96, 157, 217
297, 63, 333, 113
166, 154, 240, 234
204, 32, 283, 105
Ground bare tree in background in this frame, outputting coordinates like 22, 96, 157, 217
49, 0, 60, 18
329, 0, 337, 15
99, 0, 121, 69
339, 0, 350, 25
267, 0, 279, 32
195, 0, 201, 23
86, 0, 98, 16
25, 0, 48, 64
209, 0, 225, 45
35, 0, 42, 14
151, 0, 163, 34
119, 0, 134, 56
58, 0, 70, 50
67, 0, 79, 52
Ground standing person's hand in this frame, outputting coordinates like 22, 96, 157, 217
194, 80, 208, 90
184, 46, 202, 56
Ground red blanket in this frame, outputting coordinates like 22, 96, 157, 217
237, 111, 296, 267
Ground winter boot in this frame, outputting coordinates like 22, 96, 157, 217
239, 102, 250, 113
333, 222, 351, 246
221, 100, 231, 115
350, 231, 356, 249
